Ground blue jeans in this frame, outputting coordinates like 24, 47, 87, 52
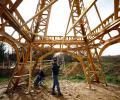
52, 75, 61, 93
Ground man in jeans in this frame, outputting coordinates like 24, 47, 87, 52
51, 58, 62, 96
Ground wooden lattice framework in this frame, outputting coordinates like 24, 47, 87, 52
0, 0, 120, 92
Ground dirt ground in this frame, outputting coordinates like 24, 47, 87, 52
0, 80, 120, 100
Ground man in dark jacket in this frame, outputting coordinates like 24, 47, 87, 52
34, 70, 45, 87
51, 58, 62, 96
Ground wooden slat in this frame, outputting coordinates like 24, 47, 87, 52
10, 0, 23, 11
114, 0, 119, 19
14, 74, 29, 78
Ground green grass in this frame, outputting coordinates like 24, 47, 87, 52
60, 74, 120, 85
0, 76, 9, 84
106, 75, 120, 85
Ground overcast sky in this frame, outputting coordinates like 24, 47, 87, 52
9, 0, 120, 56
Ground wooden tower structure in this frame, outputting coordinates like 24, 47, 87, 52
0, 0, 120, 92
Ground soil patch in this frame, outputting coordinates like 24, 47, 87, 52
0, 80, 120, 100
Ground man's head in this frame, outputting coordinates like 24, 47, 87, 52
53, 58, 57, 63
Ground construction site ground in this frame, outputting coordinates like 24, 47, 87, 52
0, 80, 120, 100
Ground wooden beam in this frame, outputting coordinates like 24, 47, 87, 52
114, 0, 119, 19
28, 45, 32, 92
64, 0, 75, 37
8, 0, 29, 30
10, 0, 23, 11
0, 0, 10, 6
13, 46, 30, 90
94, 4, 104, 28
22, 0, 57, 27
0, 35, 20, 62
0, 28, 24, 47
89, 17, 120, 43
0, 6, 4, 16
33, 40, 84, 44
0, 4, 31, 42
67, 0, 97, 35
14, 74, 29, 78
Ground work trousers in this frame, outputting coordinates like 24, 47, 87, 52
52, 75, 61, 93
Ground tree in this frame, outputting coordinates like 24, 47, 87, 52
9, 50, 16, 61
63, 54, 78, 62
0, 42, 6, 62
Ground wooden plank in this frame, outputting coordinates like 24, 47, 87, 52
14, 74, 29, 78
22, 0, 57, 27
114, 0, 119, 19
10, 0, 23, 11
67, 0, 97, 34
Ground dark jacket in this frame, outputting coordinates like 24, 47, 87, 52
38, 70, 45, 78
52, 63, 60, 76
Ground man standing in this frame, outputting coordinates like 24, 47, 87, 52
51, 58, 62, 96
